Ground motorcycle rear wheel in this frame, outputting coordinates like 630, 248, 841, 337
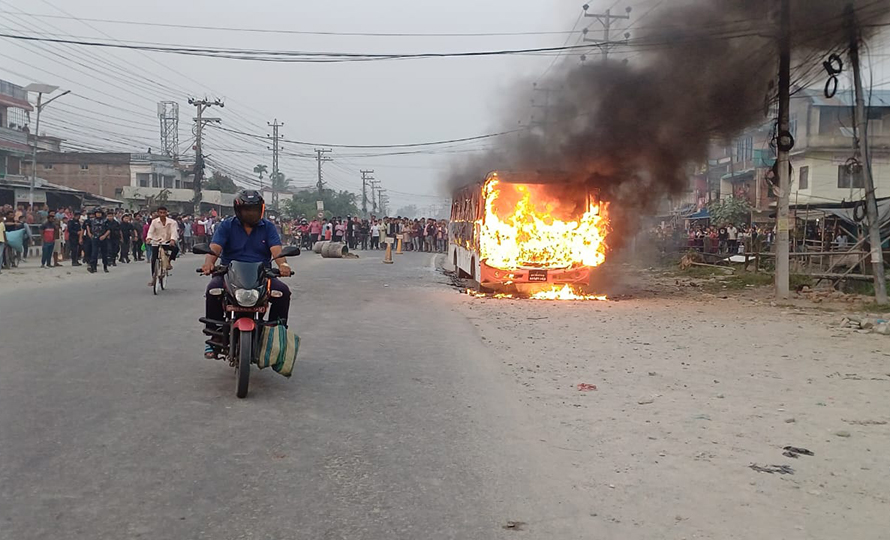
236, 330, 252, 399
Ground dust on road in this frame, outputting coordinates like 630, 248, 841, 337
450, 266, 890, 540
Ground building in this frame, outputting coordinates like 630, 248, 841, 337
0, 79, 33, 179
786, 88, 890, 206
23, 151, 195, 199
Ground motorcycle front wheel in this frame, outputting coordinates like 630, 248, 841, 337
236, 330, 252, 399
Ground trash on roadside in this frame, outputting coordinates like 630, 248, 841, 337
502, 521, 526, 531
750, 464, 795, 475
782, 446, 816, 457
577, 383, 598, 392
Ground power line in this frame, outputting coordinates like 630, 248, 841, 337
0, 11, 580, 38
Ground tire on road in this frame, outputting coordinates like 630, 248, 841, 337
236, 330, 252, 399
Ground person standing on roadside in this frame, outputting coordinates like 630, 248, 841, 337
727, 223, 739, 254
107, 212, 121, 266
0, 212, 6, 274
309, 217, 321, 246
119, 214, 135, 263
182, 216, 194, 252
68, 210, 83, 266
86, 208, 112, 273
40, 214, 60, 268
143, 212, 154, 265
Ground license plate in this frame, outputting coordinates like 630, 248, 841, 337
528, 269, 548, 282
226, 306, 266, 313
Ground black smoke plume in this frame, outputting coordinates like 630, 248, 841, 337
446, 0, 890, 249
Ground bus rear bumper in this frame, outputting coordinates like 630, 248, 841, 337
479, 261, 592, 288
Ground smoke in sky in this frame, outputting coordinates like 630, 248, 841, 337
446, 0, 890, 248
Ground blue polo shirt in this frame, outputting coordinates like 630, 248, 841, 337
211, 217, 282, 265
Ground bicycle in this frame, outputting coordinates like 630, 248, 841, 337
151, 243, 174, 295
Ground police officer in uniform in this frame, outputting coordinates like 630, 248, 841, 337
68, 210, 83, 266
87, 207, 112, 273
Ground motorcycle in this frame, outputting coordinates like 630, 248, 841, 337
193, 242, 301, 398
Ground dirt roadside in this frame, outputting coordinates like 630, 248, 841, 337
450, 266, 889, 540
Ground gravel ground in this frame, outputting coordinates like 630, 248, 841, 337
450, 265, 890, 540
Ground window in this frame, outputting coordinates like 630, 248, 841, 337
867, 109, 883, 136
838, 165, 866, 189
789, 114, 798, 139
137, 173, 150, 187
736, 136, 753, 162
43, 163, 53, 170
799, 166, 809, 190
80, 164, 89, 170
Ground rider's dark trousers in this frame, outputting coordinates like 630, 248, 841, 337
205, 275, 291, 329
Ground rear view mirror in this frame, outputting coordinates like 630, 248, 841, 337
279, 245, 301, 257
192, 243, 214, 255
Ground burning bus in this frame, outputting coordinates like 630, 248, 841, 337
450, 171, 609, 297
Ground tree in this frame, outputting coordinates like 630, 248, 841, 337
253, 164, 268, 183
282, 188, 360, 220
708, 196, 752, 225
396, 205, 419, 218
204, 171, 238, 194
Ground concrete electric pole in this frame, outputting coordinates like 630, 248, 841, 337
189, 97, 224, 215
582, 3, 632, 63
846, 3, 888, 305
361, 170, 375, 219
774, 0, 792, 300
315, 148, 333, 196
774, 0, 792, 299
370, 179, 380, 215
25, 84, 69, 209
268, 119, 283, 210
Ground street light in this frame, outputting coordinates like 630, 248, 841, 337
24, 83, 70, 209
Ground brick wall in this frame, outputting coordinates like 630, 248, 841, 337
23, 153, 132, 197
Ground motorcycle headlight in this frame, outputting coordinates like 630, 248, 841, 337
234, 288, 260, 307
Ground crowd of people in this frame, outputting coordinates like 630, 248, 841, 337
0, 204, 225, 274
0, 205, 453, 277
279, 216, 450, 253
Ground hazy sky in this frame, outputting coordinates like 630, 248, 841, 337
3, 0, 888, 213
0, 0, 622, 211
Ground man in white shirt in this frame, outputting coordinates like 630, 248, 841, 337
145, 206, 180, 286
727, 224, 739, 253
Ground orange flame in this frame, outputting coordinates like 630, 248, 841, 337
478, 178, 609, 270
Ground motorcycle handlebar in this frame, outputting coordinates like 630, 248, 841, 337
195, 267, 291, 278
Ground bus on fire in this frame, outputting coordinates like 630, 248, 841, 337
450, 171, 609, 296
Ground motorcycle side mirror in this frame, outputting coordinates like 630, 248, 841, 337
279, 246, 301, 257
192, 243, 214, 255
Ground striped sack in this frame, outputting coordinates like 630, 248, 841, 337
257, 325, 301, 378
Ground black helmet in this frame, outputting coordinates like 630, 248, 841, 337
233, 189, 265, 226
92, 206, 105, 216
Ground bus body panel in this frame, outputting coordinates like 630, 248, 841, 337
450, 171, 598, 292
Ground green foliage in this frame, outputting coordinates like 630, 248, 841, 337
282, 188, 360, 220
204, 171, 238, 194
396, 205, 419, 218
253, 164, 268, 181
708, 197, 752, 225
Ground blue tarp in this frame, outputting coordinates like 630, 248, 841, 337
687, 209, 710, 220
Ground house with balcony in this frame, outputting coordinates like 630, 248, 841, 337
0, 79, 33, 179
785, 88, 890, 206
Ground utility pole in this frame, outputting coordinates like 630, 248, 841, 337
25, 84, 69, 209
846, 3, 888, 304
189, 97, 224, 215
775, 0, 792, 299
268, 119, 283, 210
378, 189, 389, 216
370, 179, 380, 214
361, 170, 375, 219
158, 101, 180, 160
582, 3, 632, 63
315, 148, 333, 196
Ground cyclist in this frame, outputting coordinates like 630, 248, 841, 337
145, 206, 180, 286
200, 190, 293, 358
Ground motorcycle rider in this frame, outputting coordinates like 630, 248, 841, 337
200, 190, 294, 359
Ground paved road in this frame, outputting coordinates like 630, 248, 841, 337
0, 251, 588, 539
